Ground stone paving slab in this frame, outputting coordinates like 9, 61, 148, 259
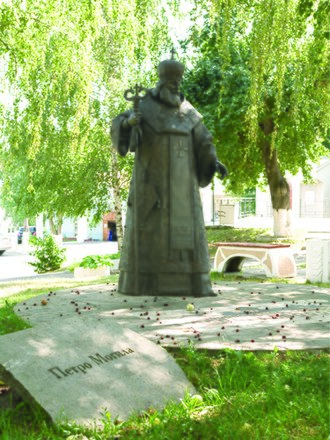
14, 281, 329, 352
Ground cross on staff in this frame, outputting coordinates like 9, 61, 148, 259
124, 84, 147, 114
170, 47, 176, 59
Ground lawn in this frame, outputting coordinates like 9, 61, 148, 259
206, 226, 274, 244
0, 340, 328, 439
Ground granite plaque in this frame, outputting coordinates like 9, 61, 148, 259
0, 316, 195, 426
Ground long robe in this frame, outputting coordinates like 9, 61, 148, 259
111, 91, 218, 296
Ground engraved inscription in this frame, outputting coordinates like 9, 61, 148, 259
48, 347, 134, 379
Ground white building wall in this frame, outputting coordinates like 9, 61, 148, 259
88, 221, 103, 241
62, 218, 76, 239
200, 186, 214, 225
317, 159, 330, 217
316, 158, 330, 193
255, 188, 271, 217
200, 178, 227, 226
0, 208, 12, 233
61, 217, 103, 241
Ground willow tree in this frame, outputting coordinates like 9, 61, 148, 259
183, 0, 329, 236
0, 0, 111, 234
0, 0, 177, 242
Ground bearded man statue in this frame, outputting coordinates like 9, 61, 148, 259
111, 57, 228, 297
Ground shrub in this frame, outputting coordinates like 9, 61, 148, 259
29, 235, 66, 273
108, 252, 121, 260
78, 254, 114, 269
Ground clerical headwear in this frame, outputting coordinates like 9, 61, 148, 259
157, 59, 184, 81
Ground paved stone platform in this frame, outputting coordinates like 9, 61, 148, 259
14, 281, 329, 352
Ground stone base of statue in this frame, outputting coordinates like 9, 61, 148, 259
118, 271, 216, 297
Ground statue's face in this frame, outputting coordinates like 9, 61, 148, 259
164, 78, 181, 94
154, 77, 182, 108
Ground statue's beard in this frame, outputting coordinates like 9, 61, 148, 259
159, 87, 181, 108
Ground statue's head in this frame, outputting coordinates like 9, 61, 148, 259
157, 59, 184, 82
154, 59, 184, 108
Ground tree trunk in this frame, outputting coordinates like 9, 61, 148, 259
111, 149, 124, 251
22, 218, 30, 246
49, 215, 63, 237
260, 119, 292, 237
23, 218, 29, 229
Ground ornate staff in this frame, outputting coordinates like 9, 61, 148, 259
124, 84, 147, 295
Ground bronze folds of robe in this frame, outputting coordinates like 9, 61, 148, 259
111, 92, 218, 296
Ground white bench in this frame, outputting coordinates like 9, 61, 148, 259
213, 242, 297, 278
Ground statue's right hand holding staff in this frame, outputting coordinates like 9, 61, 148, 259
128, 110, 141, 126
123, 84, 147, 131
122, 111, 141, 129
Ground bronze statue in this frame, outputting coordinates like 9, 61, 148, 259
111, 56, 228, 297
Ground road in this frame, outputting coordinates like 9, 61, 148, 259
0, 241, 119, 283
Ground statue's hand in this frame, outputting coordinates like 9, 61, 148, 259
216, 160, 228, 180
127, 111, 141, 127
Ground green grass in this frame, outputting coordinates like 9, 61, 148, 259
1, 346, 328, 439
0, 301, 31, 335
209, 270, 294, 284
65, 252, 121, 272
207, 225, 301, 245
206, 226, 274, 244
